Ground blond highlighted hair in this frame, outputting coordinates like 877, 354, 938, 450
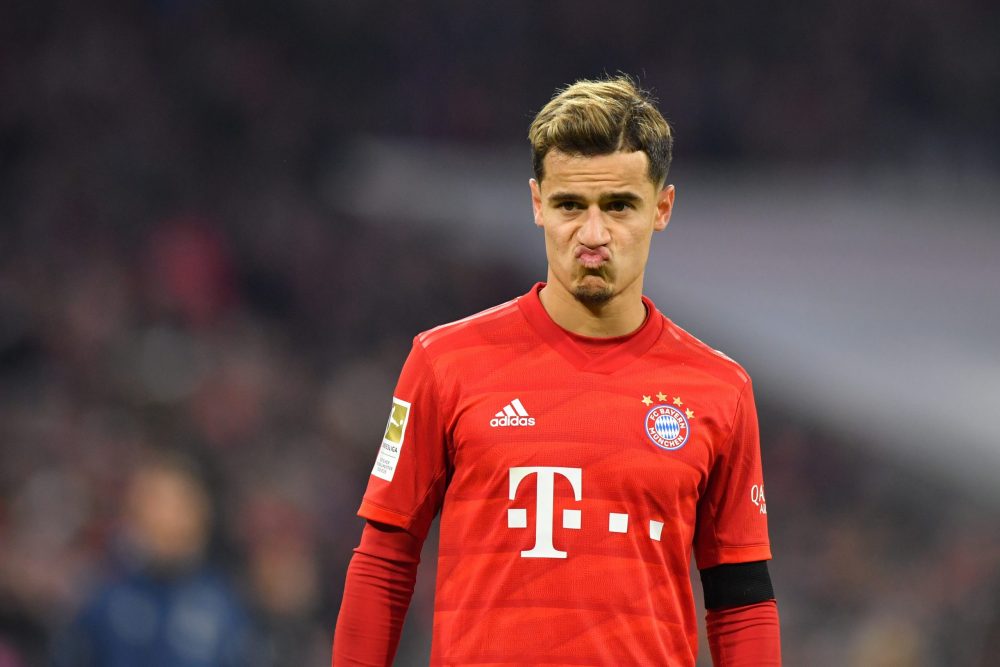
528, 75, 674, 187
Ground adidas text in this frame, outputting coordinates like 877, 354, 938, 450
490, 415, 536, 427
491, 398, 535, 427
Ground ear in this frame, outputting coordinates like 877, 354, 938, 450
653, 184, 675, 232
529, 178, 544, 228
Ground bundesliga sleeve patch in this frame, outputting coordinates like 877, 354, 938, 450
371, 397, 411, 481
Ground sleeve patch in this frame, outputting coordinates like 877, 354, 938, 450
371, 397, 411, 482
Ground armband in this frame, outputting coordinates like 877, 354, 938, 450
699, 560, 774, 609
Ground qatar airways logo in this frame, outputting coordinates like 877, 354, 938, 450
751, 484, 767, 514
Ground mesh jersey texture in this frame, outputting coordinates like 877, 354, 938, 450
359, 283, 771, 666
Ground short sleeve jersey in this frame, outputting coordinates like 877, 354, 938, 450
359, 283, 771, 666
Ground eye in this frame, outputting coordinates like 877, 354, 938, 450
556, 201, 581, 211
607, 200, 633, 212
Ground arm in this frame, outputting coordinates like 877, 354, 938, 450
332, 521, 425, 667
333, 340, 449, 665
693, 380, 780, 664
700, 561, 781, 666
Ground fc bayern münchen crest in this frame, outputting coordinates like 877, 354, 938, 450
645, 404, 690, 450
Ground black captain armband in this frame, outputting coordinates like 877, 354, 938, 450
699, 561, 774, 610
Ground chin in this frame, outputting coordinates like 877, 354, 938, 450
573, 279, 614, 304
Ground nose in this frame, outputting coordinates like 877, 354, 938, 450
577, 206, 611, 247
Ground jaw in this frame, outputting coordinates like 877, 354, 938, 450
572, 272, 614, 304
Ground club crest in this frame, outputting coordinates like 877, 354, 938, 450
644, 404, 690, 450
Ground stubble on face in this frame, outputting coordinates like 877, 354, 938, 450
573, 271, 613, 304
533, 150, 672, 318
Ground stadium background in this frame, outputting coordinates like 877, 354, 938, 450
1, 1, 998, 665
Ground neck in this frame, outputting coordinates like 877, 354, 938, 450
538, 278, 647, 337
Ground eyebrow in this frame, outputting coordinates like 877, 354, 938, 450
547, 191, 643, 203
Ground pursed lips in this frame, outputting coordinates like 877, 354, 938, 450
575, 246, 610, 269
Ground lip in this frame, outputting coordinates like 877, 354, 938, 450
575, 246, 610, 268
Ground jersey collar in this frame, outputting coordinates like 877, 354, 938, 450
517, 282, 664, 374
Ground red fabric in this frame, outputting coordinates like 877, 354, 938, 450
332, 522, 423, 667
352, 283, 772, 665
706, 600, 781, 666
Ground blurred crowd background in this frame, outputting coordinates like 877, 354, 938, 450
1, 1, 998, 665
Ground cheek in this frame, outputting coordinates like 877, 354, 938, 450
542, 220, 572, 245
546, 233, 568, 265
627, 233, 655, 262
542, 228, 574, 269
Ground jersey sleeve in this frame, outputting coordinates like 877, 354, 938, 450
357, 339, 450, 540
694, 379, 772, 569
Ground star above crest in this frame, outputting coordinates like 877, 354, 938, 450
642, 393, 693, 412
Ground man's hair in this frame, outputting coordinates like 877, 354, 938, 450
528, 75, 674, 188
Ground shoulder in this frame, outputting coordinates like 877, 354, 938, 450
415, 296, 525, 357
659, 314, 752, 391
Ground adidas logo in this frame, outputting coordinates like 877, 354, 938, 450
490, 398, 536, 427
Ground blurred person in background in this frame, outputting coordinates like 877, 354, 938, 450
333, 75, 780, 666
50, 452, 252, 667
241, 487, 332, 667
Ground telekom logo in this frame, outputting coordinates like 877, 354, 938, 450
507, 466, 582, 559
507, 467, 667, 558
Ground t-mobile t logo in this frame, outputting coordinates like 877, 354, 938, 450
507, 466, 582, 559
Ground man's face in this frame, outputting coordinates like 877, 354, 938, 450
530, 150, 674, 306
128, 466, 210, 566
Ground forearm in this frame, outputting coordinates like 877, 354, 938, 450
332, 522, 423, 667
706, 599, 781, 666
700, 560, 781, 666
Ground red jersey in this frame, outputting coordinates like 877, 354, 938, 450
358, 283, 772, 666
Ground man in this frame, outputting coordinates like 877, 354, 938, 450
52, 452, 252, 667
334, 76, 780, 666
